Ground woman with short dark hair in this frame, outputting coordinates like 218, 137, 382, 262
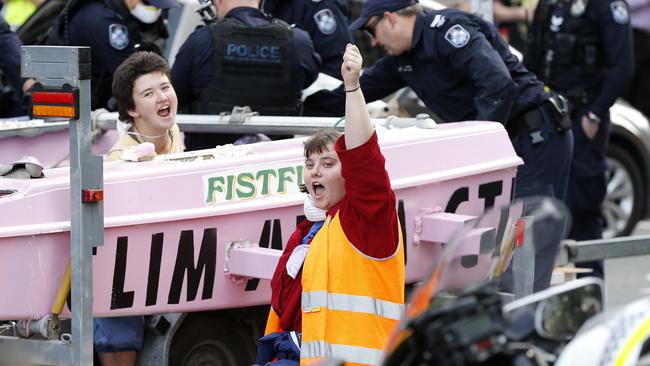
107, 51, 183, 161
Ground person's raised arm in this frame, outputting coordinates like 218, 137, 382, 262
341, 43, 373, 149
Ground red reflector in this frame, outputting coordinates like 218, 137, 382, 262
32, 91, 75, 105
475, 338, 493, 351
33, 105, 76, 118
515, 218, 527, 247
82, 189, 104, 203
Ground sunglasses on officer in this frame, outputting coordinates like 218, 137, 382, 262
363, 16, 383, 39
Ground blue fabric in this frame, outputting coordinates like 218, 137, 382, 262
511, 107, 574, 202
93, 316, 145, 353
506, 107, 574, 292
528, 0, 633, 119
254, 331, 301, 365
263, 0, 353, 78
305, 10, 548, 123
63, 0, 137, 110
349, 0, 418, 30
523, 0, 633, 280
171, 7, 321, 110
0, 17, 25, 117
301, 221, 324, 244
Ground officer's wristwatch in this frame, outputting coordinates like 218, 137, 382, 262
586, 111, 601, 125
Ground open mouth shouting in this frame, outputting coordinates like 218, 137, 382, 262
157, 104, 171, 117
312, 182, 325, 199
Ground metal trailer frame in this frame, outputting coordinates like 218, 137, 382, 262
92, 109, 438, 135
0, 46, 104, 366
0, 110, 436, 142
557, 235, 650, 265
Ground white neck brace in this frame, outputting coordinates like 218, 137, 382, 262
303, 195, 326, 222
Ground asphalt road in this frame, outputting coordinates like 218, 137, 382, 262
604, 220, 650, 309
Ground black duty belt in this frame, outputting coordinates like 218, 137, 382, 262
507, 104, 546, 143
507, 94, 572, 143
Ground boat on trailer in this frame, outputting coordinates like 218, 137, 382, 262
0, 120, 520, 320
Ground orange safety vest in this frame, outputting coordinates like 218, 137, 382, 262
300, 212, 405, 365
265, 307, 283, 335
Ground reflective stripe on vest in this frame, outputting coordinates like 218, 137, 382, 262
302, 291, 404, 321
301, 211, 404, 365
302, 340, 384, 365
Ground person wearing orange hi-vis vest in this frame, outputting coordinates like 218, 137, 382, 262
255, 44, 405, 366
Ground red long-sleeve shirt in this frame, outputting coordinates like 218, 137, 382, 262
270, 132, 399, 332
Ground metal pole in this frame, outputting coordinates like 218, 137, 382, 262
17, 45, 104, 365
558, 235, 650, 264
70, 77, 102, 366
92, 110, 436, 135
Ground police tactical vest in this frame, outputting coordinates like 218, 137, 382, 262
192, 16, 300, 116
536, 0, 604, 104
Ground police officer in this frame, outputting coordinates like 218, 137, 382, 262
0, 16, 25, 117
525, 0, 633, 278
306, 0, 574, 291
47, 0, 179, 110
171, 0, 321, 150
261, 0, 353, 78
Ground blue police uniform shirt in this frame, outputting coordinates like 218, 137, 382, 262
262, 0, 353, 78
0, 17, 25, 117
66, 0, 136, 109
171, 7, 321, 110
364, 10, 546, 123
306, 9, 547, 122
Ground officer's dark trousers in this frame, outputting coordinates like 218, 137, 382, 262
509, 106, 574, 292
623, 28, 650, 118
566, 109, 611, 279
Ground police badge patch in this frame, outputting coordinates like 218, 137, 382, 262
444, 24, 470, 48
109, 23, 129, 50
610, 1, 629, 24
314, 9, 337, 35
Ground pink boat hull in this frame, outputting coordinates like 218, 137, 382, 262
0, 122, 521, 319
0, 126, 119, 168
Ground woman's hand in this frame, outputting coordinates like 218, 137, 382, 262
341, 43, 362, 91
342, 43, 372, 149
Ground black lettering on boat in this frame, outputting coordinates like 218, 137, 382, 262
145, 233, 164, 306
445, 180, 505, 213
445, 187, 469, 213
110, 236, 135, 310
478, 181, 503, 209
167, 228, 217, 304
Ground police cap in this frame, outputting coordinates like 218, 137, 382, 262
349, 0, 418, 30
